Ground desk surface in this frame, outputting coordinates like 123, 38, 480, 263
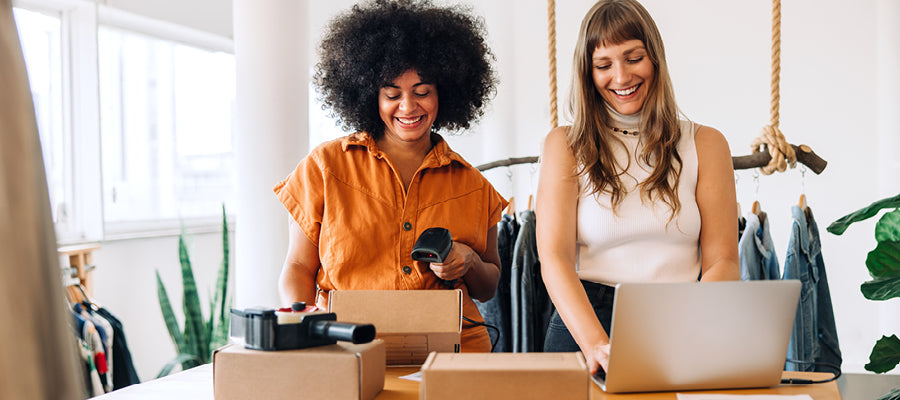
94, 364, 842, 400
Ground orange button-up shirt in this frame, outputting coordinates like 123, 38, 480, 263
274, 132, 506, 351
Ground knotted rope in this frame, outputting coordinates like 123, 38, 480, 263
548, 0, 558, 129
751, 0, 796, 175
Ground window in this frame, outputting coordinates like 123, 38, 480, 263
13, 0, 236, 242
13, 7, 69, 229
98, 26, 236, 225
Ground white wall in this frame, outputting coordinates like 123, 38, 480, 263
87, 0, 898, 381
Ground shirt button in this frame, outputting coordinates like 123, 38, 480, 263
402, 265, 412, 274
403, 222, 412, 231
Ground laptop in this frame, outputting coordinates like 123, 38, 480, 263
593, 279, 801, 393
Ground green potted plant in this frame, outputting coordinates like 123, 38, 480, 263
827, 193, 900, 375
155, 205, 232, 378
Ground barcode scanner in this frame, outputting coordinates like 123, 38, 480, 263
411, 227, 456, 287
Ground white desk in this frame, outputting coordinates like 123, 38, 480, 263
91, 364, 859, 400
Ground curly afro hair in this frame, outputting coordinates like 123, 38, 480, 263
313, 0, 498, 139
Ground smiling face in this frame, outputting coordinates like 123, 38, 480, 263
591, 39, 655, 116
378, 69, 439, 145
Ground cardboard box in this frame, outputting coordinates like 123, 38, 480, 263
419, 352, 590, 400
213, 340, 385, 400
329, 290, 462, 365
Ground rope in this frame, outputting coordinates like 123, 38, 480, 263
769, 0, 781, 128
751, 0, 796, 175
547, 0, 558, 129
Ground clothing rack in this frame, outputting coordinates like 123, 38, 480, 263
476, 144, 826, 174
59, 243, 100, 297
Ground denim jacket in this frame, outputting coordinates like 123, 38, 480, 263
782, 205, 842, 372
738, 212, 781, 281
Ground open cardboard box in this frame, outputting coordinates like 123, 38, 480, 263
329, 290, 462, 365
419, 352, 590, 400
212, 340, 385, 400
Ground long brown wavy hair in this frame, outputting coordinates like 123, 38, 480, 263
568, 0, 683, 216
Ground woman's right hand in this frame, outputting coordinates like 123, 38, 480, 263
586, 342, 611, 376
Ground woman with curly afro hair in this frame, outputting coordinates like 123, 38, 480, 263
273, 0, 505, 353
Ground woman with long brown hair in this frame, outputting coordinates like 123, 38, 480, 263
537, 0, 740, 375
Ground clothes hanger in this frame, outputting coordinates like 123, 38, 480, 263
751, 171, 766, 226
798, 166, 809, 221
76, 283, 101, 311
751, 200, 766, 225
527, 194, 533, 211
506, 196, 516, 215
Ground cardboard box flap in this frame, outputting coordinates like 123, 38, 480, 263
328, 290, 462, 333
423, 352, 588, 372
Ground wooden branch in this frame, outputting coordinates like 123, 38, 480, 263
477, 144, 827, 175
732, 144, 827, 174
476, 156, 540, 171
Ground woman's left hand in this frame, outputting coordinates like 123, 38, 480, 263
429, 241, 479, 282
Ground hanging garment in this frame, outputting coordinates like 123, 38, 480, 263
783, 205, 842, 372
510, 210, 554, 352
96, 307, 141, 389
81, 303, 115, 392
73, 304, 106, 396
738, 212, 781, 281
475, 213, 518, 352
74, 303, 110, 393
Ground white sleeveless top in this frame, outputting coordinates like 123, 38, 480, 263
575, 111, 701, 285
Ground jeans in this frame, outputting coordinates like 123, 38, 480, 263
544, 280, 616, 352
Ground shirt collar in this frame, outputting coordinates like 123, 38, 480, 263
340, 131, 469, 169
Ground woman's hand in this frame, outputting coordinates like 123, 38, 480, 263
429, 241, 479, 282
586, 342, 611, 376
431, 227, 501, 302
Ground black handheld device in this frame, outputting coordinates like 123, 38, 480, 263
229, 303, 376, 351
410, 227, 453, 263
411, 227, 456, 287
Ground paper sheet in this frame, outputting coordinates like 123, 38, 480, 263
400, 371, 422, 382
676, 395, 813, 400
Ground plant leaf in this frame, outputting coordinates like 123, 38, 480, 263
179, 234, 210, 364
865, 334, 900, 374
210, 204, 231, 350
211, 291, 234, 350
156, 270, 185, 353
861, 276, 900, 301
866, 241, 900, 279
155, 353, 203, 379
875, 210, 900, 242
875, 388, 900, 400
827, 193, 900, 235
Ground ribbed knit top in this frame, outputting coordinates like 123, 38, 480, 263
574, 109, 701, 285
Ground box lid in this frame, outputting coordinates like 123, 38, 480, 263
421, 352, 588, 372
